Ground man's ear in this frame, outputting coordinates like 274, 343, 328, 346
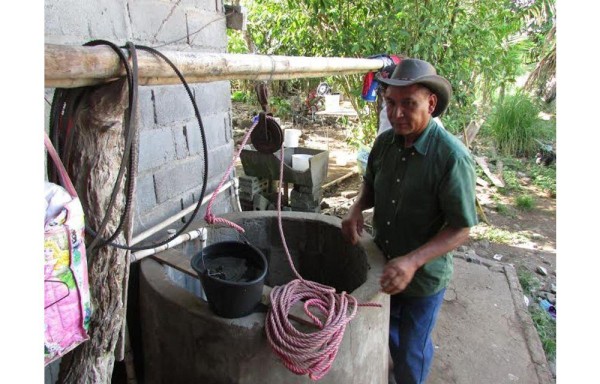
428, 93, 438, 114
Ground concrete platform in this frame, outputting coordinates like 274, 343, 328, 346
428, 254, 554, 384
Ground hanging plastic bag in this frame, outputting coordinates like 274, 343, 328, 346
44, 132, 92, 365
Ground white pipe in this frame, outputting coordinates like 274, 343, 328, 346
131, 179, 234, 245
130, 227, 207, 262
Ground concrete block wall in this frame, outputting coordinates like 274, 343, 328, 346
45, 0, 237, 241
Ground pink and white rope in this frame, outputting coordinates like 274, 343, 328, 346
203, 119, 259, 233
205, 117, 380, 380
265, 140, 381, 381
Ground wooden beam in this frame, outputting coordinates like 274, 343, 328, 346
45, 44, 386, 88
321, 170, 358, 191
151, 248, 197, 278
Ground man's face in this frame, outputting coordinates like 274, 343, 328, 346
384, 84, 437, 142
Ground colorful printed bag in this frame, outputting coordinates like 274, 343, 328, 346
44, 132, 92, 366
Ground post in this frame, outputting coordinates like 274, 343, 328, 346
56, 79, 133, 384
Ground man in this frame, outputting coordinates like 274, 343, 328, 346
342, 58, 478, 384
376, 63, 444, 136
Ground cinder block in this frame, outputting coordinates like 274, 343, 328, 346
45, 0, 130, 44
133, 196, 185, 237
134, 172, 157, 215
173, 125, 190, 160
153, 85, 196, 127
185, 112, 230, 156
192, 82, 231, 117
179, 0, 217, 13
207, 141, 234, 181
154, 157, 205, 204
128, 0, 186, 44
185, 9, 227, 49
138, 128, 176, 172
138, 87, 156, 131
196, 112, 228, 148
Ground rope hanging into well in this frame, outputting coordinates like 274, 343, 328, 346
205, 116, 380, 381
203, 120, 258, 232
265, 140, 380, 381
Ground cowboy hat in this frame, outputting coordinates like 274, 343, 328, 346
375, 58, 452, 117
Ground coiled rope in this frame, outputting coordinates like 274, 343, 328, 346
204, 116, 380, 381
265, 138, 381, 381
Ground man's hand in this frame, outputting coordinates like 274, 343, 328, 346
341, 209, 364, 245
380, 256, 419, 295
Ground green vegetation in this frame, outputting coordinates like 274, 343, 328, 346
516, 194, 535, 210
226, 0, 556, 367
228, 0, 555, 149
517, 267, 556, 361
494, 203, 510, 216
231, 90, 253, 103
269, 96, 293, 120
517, 268, 541, 296
485, 92, 552, 157
499, 168, 522, 195
528, 163, 556, 197
530, 306, 556, 361
471, 225, 529, 245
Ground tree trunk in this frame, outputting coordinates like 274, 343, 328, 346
57, 78, 132, 383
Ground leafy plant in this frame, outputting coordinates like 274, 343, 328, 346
269, 96, 293, 120
231, 90, 253, 103
517, 267, 541, 296
516, 194, 535, 210
237, 0, 536, 145
498, 168, 522, 195
528, 162, 556, 197
485, 92, 547, 157
495, 203, 510, 215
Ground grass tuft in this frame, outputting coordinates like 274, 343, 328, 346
518, 268, 556, 361
516, 194, 535, 210
485, 92, 552, 157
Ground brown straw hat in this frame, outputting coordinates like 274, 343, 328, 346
376, 58, 452, 117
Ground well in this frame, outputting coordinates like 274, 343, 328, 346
139, 211, 389, 384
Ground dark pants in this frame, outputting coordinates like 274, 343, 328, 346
389, 288, 446, 384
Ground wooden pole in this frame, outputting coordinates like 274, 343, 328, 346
45, 44, 385, 88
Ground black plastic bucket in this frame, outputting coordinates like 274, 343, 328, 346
191, 241, 268, 318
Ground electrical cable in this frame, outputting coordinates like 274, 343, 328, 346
48, 41, 211, 252
79, 40, 138, 252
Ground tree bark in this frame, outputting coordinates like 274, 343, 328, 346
57, 78, 132, 383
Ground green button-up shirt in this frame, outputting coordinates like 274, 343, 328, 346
364, 118, 478, 297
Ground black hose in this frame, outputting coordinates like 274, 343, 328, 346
48, 41, 212, 253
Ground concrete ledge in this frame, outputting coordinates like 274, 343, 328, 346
139, 211, 390, 383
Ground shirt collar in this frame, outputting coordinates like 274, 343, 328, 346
390, 118, 437, 155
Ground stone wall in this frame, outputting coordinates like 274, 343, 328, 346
45, 0, 236, 242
